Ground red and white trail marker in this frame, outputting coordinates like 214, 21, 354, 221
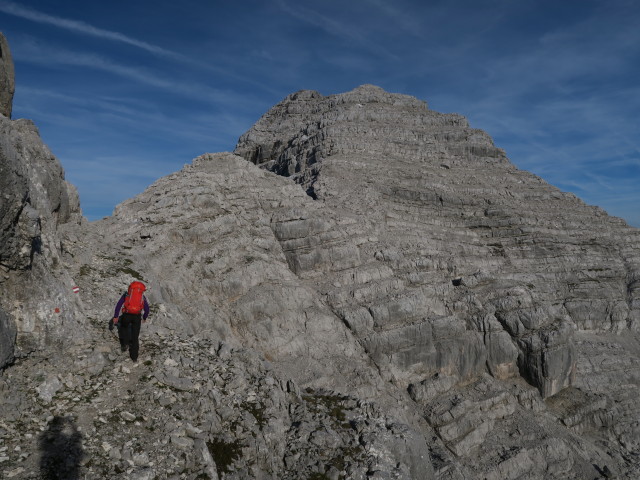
72, 286, 80, 294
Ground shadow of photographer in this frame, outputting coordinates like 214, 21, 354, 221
38, 415, 84, 480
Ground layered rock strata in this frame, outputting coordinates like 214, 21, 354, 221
232, 84, 640, 476
1, 80, 640, 479
235, 85, 640, 396
70, 140, 638, 477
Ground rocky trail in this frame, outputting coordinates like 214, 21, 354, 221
1, 307, 447, 480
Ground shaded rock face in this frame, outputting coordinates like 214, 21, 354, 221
0, 32, 14, 119
0, 114, 84, 366
0, 307, 16, 367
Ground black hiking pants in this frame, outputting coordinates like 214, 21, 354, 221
118, 313, 142, 361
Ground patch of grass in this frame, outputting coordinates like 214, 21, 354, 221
329, 445, 364, 471
243, 402, 267, 429
116, 266, 145, 281
303, 389, 348, 423
148, 304, 161, 317
308, 473, 330, 480
207, 438, 243, 476
79, 264, 93, 277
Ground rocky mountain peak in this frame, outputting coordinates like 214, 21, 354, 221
1, 57, 640, 479
234, 84, 465, 184
337, 83, 428, 107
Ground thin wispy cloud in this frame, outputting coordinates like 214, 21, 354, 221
430, 3, 640, 194
19, 87, 163, 121
0, 0, 279, 93
0, 1, 177, 58
14, 39, 178, 93
361, 0, 424, 38
488, 6, 638, 96
14, 39, 259, 110
275, 0, 400, 61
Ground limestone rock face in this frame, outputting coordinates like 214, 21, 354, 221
229, 84, 640, 476
2, 81, 640, 479
81, 153, 403, 402
53, 151, 437, 477
0, 114, 84, 366
235, 84, 640, 396
0, 32, 14, 119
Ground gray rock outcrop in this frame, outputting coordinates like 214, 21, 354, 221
235, 83, 640, 393
232, 84, 640, 476
0, 32, 14, 119
0, 113, 84, 367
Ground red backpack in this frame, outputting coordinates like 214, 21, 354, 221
123, 281, 146, 314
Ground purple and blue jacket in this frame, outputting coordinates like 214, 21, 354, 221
114, 293, 150, 319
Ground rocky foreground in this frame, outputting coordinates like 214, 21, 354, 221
1, 30, 640, 479
2, 317, 431, 479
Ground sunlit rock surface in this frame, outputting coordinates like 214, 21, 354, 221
1, 83, 639, 479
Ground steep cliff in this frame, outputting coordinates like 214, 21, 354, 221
0, 114, 85, 366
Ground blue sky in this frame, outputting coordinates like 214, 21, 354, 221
2, 0, 639, 226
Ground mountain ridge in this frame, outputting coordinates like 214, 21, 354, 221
1, 31, 639, 477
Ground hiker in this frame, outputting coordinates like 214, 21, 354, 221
112, 281, 149, 362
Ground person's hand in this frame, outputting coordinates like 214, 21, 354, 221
113, 317, 119, 325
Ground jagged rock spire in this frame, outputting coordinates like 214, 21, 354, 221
0, 32, 15, 119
